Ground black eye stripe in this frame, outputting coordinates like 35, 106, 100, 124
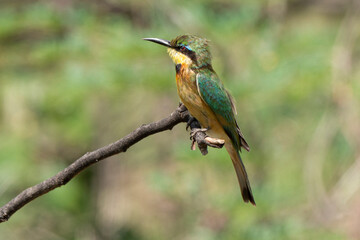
176, 45, 197, 64
178, 46, 186, 51
178, 46, 191, 53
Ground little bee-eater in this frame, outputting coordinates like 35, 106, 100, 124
144, 35, 255, 205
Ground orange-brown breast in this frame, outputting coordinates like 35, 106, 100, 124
175, 64, 221, 133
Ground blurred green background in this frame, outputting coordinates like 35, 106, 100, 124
1, 0, 360, 239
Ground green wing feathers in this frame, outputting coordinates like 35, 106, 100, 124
196, 71, 249, 151
196, 70, 254, 204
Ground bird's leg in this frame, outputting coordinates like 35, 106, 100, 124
186, 116, 198, 130
177, 103, 224, 154
178, 102, 188, 113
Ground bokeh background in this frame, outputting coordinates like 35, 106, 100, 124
1, 0, 360, 239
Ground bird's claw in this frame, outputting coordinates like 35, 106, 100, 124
190, 128, 208, 139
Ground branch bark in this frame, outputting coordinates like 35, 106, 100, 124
0, 104, 224, 223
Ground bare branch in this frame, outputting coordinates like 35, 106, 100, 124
0, 104, 224, 223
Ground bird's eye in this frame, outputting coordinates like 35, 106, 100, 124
180, 46, 186, 52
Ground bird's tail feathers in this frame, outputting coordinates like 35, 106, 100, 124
226, 144, 255, 205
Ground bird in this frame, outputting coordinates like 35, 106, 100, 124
144, 35, 255, 205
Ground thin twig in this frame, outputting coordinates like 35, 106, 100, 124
0, 104, 225, 223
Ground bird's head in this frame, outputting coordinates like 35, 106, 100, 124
144, 35, 212, 68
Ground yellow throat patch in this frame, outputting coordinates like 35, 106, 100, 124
167, 48, 192, 66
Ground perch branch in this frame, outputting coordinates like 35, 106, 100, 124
0, 104, 224, 223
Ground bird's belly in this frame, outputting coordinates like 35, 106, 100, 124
180, 92, 210, 126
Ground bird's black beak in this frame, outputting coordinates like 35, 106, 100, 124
143, 38, 172, 48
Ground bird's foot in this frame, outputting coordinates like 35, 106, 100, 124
190, 128, 209, 139
189, 127, 224, 155
186, 116, 198, 130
